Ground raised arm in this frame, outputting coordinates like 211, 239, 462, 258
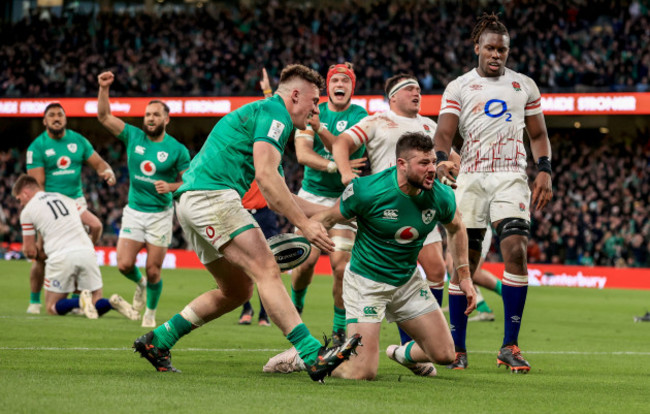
526, 113, 553, 211
443, 210, 477, 315
97, 71, 126, 137
253, 141, 334, 253
85, 151, 116, 186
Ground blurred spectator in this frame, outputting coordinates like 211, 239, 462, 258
0, 0, 648, 97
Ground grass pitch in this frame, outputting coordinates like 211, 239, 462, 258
1, 260, 649, 413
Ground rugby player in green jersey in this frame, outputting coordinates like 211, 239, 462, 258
97, 71, 191, 328
264, 132, 476, 379
129, 64, 361, 381
25, 103, 116, 314
291, 62, 367, 345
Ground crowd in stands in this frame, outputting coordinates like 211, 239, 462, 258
1, 129, 649, 268
1, 0, 649, 97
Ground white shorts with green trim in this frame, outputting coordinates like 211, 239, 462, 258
176, 190, 259, 264
342, 264, 439, 324
119, 205, 173, 247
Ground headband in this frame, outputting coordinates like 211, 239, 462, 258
388, 79, 419, 99
327, 64, 356, 95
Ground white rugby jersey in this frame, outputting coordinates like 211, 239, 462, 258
439, 68, 543, 174
344, 110, 437, 173
20, 191, 93, 258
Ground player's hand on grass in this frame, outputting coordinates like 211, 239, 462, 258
154, 180, 171, 194
98, 71, 115, 88
350, 157, 367, 175
531, 171, 552, 211
459, 278, 477, 315
299, 219, 335, 253
436, 161, 458, 189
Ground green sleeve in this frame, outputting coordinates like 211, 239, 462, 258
437, 184, 457, 225
80, 135, 95, 161
339, 179, 365, 220
253, 110, 290, 153
177, 144, 191, 172
116, 123, 137, 144
26, 140, 43, 169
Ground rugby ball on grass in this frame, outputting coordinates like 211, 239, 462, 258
267, 233, 312, 271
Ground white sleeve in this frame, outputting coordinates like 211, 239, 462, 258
523, 75, 543, 116
20, 206, 35, 236
439, 80, 462, 116
343, 115, 376, 147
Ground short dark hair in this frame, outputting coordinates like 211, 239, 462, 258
279, 64, 325, 90
147, 100, 170, 116
396, 132, 434, 159
384, 73, 417, 97
471, 12, 509, 44
43, 103, 64, 116
12, 174, 40, 196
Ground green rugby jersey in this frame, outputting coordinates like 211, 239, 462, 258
340, 167, 456, 286
176, 94, 292, 198
26, 129, 94, 199
118, 124, 190, 212
301, 103, 367, 197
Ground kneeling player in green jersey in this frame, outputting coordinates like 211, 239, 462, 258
264, 132, 476, 380
291, 62, 367, 345
25, 103, 116, 314
129, 64, 360, 381
97, 72, 191, 328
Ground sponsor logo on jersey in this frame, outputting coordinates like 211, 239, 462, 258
512, 81, 521, 92
469, 84, 483, 91
57, 156, 71, 169
45, 149, 55, 157
342, 184, 354, 201
67, 143, 77, 153
383, 209, 399, 220
157, 151, 168, 162
135, 145, 146, 155
422, 209, 436, 224
267, 120, 285, 142
395, 226, 419, 244
336, 120, 348, 132
140, 160, 156, 176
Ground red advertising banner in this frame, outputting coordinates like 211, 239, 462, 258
3, 243, 648, 290
2, 92, 649, 117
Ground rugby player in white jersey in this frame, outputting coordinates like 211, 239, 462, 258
434, 13, 553, 373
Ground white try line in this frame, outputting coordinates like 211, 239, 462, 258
0, 347, 649, 355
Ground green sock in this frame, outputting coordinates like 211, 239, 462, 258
30, 292, 41, 304
291, 286, 307, 313
146, 280, 163, 310
123, 267, 143, 283
70, 293, 79, 299
332, 306, 346, 332
152, 313, 192, 350
476, 300, 493, 313
287, 323, 321, 366
404, 341, 416, 363
493, 279, 503, 296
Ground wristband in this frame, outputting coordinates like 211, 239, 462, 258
435, 151, 449, 163
326, 161, 338, 174
263, 88, 272, 95
537, 156, 552, 174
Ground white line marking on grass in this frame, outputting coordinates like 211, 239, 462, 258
1, 347, 649, 355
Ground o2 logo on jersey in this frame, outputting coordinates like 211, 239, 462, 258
140, 160, 157, 176
395, 226, 419, 244
484, 99, 512, 122
57, 156, 71, 169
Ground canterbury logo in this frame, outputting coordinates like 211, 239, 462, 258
363, 306, 378, 315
